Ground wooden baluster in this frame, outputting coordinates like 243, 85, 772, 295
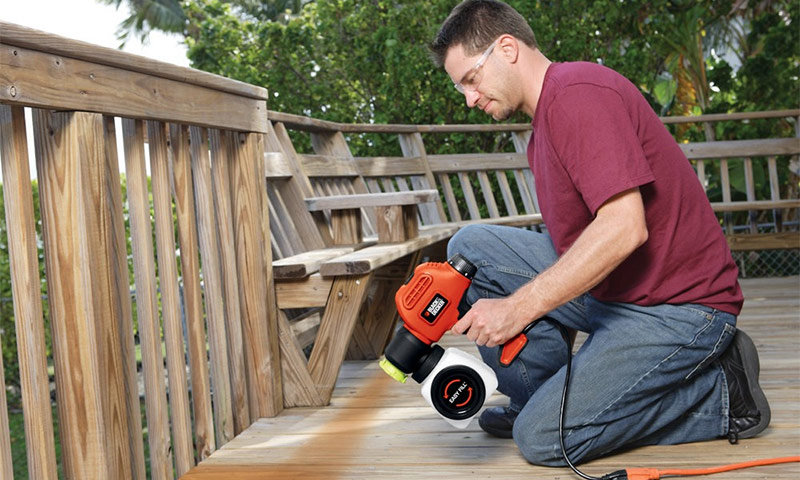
743, 157, 759, 234
0, 105, 59, 480
148, 120, 195, 476
172, 124, 216, 461
122, 118, 174, 480
767, 156, 782, 232
398, 132, 446, 224
190, 126, 236, 446
102, 115, 147, 479
210, 129, 251, 434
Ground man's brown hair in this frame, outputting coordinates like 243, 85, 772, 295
430, 0, 537, 68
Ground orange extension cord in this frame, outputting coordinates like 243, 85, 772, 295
622, 455, 800, 480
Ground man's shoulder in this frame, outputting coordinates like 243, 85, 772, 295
548, 61, 628, 89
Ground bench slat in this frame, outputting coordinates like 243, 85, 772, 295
305, 190, 439, 211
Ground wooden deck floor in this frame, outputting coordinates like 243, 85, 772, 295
183, 277, 800, 479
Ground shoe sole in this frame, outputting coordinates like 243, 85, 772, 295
731, 330, 771, 438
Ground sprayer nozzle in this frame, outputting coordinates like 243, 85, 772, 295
379, 357, 408, 383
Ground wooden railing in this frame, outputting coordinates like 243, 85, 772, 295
268, 109, 800, 251
1, 22, 280, 479
1, 20, 798, 480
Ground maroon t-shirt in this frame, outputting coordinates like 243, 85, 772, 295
529, 62, 743, 315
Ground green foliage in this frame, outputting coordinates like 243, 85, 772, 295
180, 1, 797, 144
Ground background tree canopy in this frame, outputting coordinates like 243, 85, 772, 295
103, 0, 798, 136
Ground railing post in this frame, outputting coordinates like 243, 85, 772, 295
32, 109, 140, 479
231, 131, 284, 419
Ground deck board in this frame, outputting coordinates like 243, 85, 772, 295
183, 277, 800, 479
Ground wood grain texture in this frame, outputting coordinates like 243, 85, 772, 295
0, 21, 267, 100
679, 138, 800, 159
190, 126, 236, 447
1, 43, 267, 132
278, 311, 326, 408
273, 247, 358, 280
181, 277, 800, 480
122, 118, 174, 480
172, 124, 216, 461
305, 190, 438, 210
209, 129, 251, 434
307, 274, 373, 402
100, 115, 147, 480
398, 132, 448, 224
148, 120, 195, 476
33, 110, 113, 479
230, 131, 283, 419
0, 105, 58, 479
319, 226, 458, 276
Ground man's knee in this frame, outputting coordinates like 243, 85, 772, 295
447, 224, 498, 259
512, 415, 565, 466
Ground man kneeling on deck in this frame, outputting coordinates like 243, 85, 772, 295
430, 0, 771, 466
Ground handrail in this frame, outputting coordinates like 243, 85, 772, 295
0, 21, 267, 101
268, 108, 800, 134
0, 21, 268, 133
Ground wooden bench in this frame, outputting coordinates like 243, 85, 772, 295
263, 119, 458, 380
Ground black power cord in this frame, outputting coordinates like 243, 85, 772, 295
538, 319, 627, 480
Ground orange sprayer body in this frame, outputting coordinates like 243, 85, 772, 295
395, 260, 473, 345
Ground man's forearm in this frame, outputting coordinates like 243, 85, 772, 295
508, 188, 648, 324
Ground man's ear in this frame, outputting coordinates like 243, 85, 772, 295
498, 34, 520, 64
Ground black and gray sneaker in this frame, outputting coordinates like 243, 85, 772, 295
478, 406, 518, 438
719, 329, 771, 444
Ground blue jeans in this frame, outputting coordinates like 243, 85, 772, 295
447, 225, 737, 466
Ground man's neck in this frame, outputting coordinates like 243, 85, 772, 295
520, 48, 551, 119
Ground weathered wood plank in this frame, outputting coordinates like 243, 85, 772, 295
727, 233, 800, 251
149, 120, 195, 476
0, 21, 267, 99
122, 118, 174, 480
273, 247, 359, 280
275, 274, 334, 309
190, 126, 236, 447
0, 105, 59, 480
305, 190, 438, 210
307, 274, 374, 402
398, 132, 448, 225
172, 124, 215, 461
209, 129, 251, 434
278, 311, 326, 408
183, 277, 800, 480
353, 156, 428, 177
427, 152, 528, 172
268, 122, 334, 248
0, 43, 267, 132
230, 131, 283, 419
100, 115, 147, 480
298, 154, 359, 177
319, 226, 457, 276
268, 108, 800, 134
679, 138, 800, 159
33, 110, 115, 478
711, 200, 800, 212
